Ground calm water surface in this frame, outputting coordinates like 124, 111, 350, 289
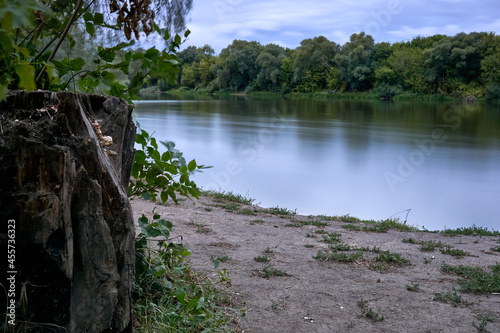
134, 94, 500, 231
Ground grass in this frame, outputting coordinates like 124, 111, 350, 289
440, 247, 471, 258
187, 221, 211, 233
249, 219, 265, 225
433, 289, 469, 307
222, 202, 240, 212
321, 232, 343, 244
357, 299, 384, 322
473, 314, 493, 332
238, 208, 258, 216
441, 263, 500, 293
490, 246, 500, 252
264, 206, 296, 215
313, 250, 364, 262
406, 282, 420, 292
201, 189, 255, 205
284, 219, 328, 228
314, 229, 328, 234
304, 244, 314, 248
402, 238, 417, 244
261, 265, 288, 278
375, 251, 410, 266
263, 247, 274, 254
254, 255, 271, 263
342, 219, 417, 233
441, 225, 500, 237
419, 240, 447, 252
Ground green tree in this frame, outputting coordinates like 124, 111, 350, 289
291, 36, 339, 91
335, 32, 375, 91
254, 44, 287, 92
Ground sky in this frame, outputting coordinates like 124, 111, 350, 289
181, 0, 500, 53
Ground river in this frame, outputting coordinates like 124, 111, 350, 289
133, 94, 500, 231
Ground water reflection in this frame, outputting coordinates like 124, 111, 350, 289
134, 94, 500, 231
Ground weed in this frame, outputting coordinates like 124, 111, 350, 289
440, 247, 471, 258
419, 240, 447, 252
304, 244, 314, 248
187, 221, 211, 233
315, 229, 328, 234
490, 246, 500, 252
305, 233, 316, 238
342, 224, 361, 231
254, 255, 271, 263
264, 247, 274, 254
473, 314, 492, 332
261, 265, 288, 278
441, 263, 500, 293
376, 251, 410, 266
266, 206, 296, 216
357, 299, 384, 322
329, 243, 352, 251
249, 219, 265, 225
204, 207, 212, 211
402, 238, 416, 244
238, 208, 257, 216
314, 251, 364, 262
369, 262, 391, 273
406, 282, 420, 292
334, 214, 362, 223
442, 225, 500, 237
423, 257, 432, 264
201, 189, 255, 205
215, 255, 231, 262
321, 232, 342, 244
222, 203, 240, 212
433, 289, 469, 307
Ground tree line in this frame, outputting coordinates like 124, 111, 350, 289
158, 32, 500, 100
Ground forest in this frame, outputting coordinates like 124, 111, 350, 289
159, 32, 500, 100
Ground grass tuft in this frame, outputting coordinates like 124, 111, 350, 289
441, 263, 500, 293
201, 189, 255, 205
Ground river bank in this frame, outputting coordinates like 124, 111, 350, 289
131, 193, 500, 333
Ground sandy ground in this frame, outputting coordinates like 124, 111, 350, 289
131, 196, 500, 333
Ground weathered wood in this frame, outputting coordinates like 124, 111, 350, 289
0, 91, 136, 332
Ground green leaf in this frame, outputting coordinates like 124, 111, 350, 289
136, 134, 147, 146
0, 84, 8, 102
14, 62, 35, 91
164, 164, 178, 175
83, 12, 93, 22
188, 159, 197, 172
1, 11, 13, 31
0, 33, 12, 52
70, 57, 85, 71
174, 34, 181, 45
184, 29, 191, 38
161, 151, 171, 161
160, 191, 169, 203
145, 48, 160, 60
85, 22, 95, 36
101, 71, 116, 82
94, 13, 104, 25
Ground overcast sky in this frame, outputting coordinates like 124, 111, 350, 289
181, 0, 500, 53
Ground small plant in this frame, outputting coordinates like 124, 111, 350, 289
314, 251, 363, 262
266, 206, 296, 215
473, 314, 492, 332
261, 265, 288, 278
249, 219, 265, 225
222, 202, 240, 212
321, 232, 342, 244
305, 233, 316, 238
238, 208, 258, 216
357, 299, 384, 322
441, 263, 500, 293
440, 247, 471, 258
329, 243, 352, 251
304, 244, 314, 248
204, 207, 213, 211
419, 240, 447, 252
490, 246, 500, 252
442, 225, 500, 237
375, 251, 410, 267
402, 238, 416, 244
214, 255, 231, 262
254, 255, 271, 263
423, 257, 432, 264
264, 247, 274, 254
406, 282, 420, 292
433, 289, 469, 307
342, 224, 361, 231
315, 229, 328, 234
201, 189, 255, 205
187, 221, 211, 233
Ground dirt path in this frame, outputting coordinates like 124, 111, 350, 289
131, 196, 500, 333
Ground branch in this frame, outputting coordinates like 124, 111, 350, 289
35, 0, 84, 85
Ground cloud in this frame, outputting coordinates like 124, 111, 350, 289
182, 0, 500, 52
